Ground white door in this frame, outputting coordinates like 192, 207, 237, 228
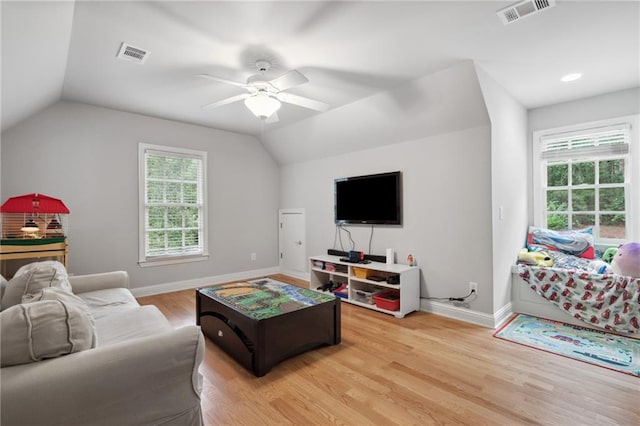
279, 209, 306, 277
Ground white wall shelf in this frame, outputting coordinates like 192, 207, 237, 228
309, 254, 420, 318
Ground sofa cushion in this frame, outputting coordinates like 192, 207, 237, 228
77, 288, 139, 320
94, 305, 172, 347
1, 261, 72, 310
22, 287, 97, 345
0, 299, 97, 367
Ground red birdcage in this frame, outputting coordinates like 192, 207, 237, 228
1, 193, 70, 241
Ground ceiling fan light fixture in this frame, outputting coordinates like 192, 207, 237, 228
244, 93, 281, 119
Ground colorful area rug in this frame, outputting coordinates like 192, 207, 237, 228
494, 314, 639, 377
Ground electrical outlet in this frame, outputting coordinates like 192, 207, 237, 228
251, 253, 257, 261
469, 281, 478, 295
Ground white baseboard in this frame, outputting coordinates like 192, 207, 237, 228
493, 302, 514, 329
279, 270, 311, 281
131, 266, 280, 297
420, 299, 498, 328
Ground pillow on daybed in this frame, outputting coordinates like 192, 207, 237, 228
1, 261, 72, 310
0, 299, 97, 367
527, 226, 595, 259
547, 251, 612, 274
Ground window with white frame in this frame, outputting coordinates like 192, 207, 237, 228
138, 143, 207, 265
533, 119, 637, 244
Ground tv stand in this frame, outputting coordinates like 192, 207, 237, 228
309, 255, 419, 318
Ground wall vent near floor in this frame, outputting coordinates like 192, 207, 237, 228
497, 0, 556, 25
116, 42, 150, 64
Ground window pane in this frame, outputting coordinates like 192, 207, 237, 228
185, 230, 199, 247
600, 187, 625, 211
147, 181, 164, 203
572, 214, 595, 229
183, 160, 199, 181
167, 230, 183, 248
547, 214, 568, 230
183, 183, 197, 204
547, 163, 568, 187
166, 182, 182, 203
572, 162, 595, 185
599, 159, 624, 184
185, 207, 199, 228
146, 155, 165, 178
148, 231, 165, 251
167, 207, 183, 228
148, 207, 165, 229
572, 189, 595, 211
600, 215, 626, 239
166, 157, 182, 179
546, 190, 567, 211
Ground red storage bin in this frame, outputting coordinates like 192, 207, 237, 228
373, 290, 400, 311
333, 284, 348, 299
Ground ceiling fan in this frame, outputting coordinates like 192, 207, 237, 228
197, 60, 329, 123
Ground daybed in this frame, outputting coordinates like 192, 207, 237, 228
512, 227, 640, 334
0, 261, 205, 426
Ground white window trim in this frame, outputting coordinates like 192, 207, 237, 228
532, 114, 639, 244
138, 143, 209, 267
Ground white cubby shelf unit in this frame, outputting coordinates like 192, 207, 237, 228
309, 254, 420, 318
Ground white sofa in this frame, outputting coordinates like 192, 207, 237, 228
0, 266, 205, 426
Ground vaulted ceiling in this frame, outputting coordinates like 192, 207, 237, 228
2, 1, 639, 136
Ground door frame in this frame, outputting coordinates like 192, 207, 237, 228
278, 208, 307, 278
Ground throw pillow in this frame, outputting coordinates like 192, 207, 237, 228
0, 299, 97, 367
1, 261, 72, 310
22, 287, 97, 347
526, 226, 595, 259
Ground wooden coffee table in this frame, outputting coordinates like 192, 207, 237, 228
196, 279, 341, 377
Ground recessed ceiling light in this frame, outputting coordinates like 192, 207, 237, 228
561, 73, 582, 82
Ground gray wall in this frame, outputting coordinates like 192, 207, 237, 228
270, 61, 496, 315
529, 87, 640, 132
280, 126, 494, 313
1, 101, 280, 288
475, 65, 529, 315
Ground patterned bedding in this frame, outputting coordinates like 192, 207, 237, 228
517, 264, 640, 333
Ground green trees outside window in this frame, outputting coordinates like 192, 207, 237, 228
545, 159, 625, 238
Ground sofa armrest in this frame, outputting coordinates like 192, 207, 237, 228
69, 271, 129, 294
1, 325, 205, 426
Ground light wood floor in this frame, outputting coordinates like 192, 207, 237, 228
138, 274, 639, 425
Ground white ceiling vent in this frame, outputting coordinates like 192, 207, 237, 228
497, 0, 556, 25
116, 42, 150, 64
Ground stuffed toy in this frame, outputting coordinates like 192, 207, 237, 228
602, 247, 618, 264
611, 242, 640, 278
518, 248, 554, 267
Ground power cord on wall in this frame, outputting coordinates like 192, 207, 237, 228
333, 223, 376, 255
426, 289, 476, 302
336, 225, 345, 251
340, 224, 355, 250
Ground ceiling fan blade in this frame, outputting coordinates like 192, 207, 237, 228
202, 93, 249, 109
277, 92, 329, 112
269, 70, 309, 91
265, 111, 279, 124
195, 74, 248, 89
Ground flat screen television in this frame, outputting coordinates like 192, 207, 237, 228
334, 171, 402, 225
